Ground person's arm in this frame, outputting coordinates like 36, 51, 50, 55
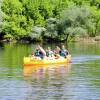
38, 45, 46, 56
66, 49, 69, 55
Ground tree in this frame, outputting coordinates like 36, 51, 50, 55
29, 26, 46, 41
1, 0, 100, 42
59, 6, 91, 42
90, 6, 100, 36
0, 0, 3, 33
44, 18, 59, 41
0, 0, 4, 40
1, 0, 33, 40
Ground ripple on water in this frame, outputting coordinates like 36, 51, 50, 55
72, 55, 100, 64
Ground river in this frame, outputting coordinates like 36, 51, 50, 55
0, 42, 100, 100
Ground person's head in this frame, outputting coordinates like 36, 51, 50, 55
36, 47, 40, 51
61, 45, 65, 50
47, 47, 51, 51
56, 46, 61, 51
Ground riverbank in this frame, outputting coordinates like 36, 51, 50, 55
0, 36, 100, 44
74, 36, 100, 43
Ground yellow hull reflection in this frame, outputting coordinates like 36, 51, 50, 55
23, 63, 71, 77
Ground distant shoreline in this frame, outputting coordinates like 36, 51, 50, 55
0, 36, 100, 44
74, 36, 100, 43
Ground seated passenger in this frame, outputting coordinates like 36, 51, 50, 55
35, 48, 40, 56
54, 46, 61, 54
34, 45, 46, 59
60, 45, 69, 58
46, 47, 54, 57
54, 46, 61, 59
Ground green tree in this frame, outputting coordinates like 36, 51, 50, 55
90, 6, 100, 36
59, 6, 91, 42
29, 26, 46, 42
1, 0, 100, 42
0, 0, 3, 33
1, 0, 33, 40
45, 18, 58, 40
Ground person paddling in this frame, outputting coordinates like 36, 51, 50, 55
54, 46, 61, 59
34, 45, 46, 59
60, 45, 69, 58
46, 47, 54, 57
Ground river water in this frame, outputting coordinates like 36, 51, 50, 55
0, 42, 100, 100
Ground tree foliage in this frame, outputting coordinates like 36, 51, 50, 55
59, 6, 91, 41
0, 0, 100, 42
0, 0, 3, 33
1, 0, 33, 40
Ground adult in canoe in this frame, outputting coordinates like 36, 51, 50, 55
46, 47, 54, 57
32, 45, 69, 60
34, 45, 46, 59
60, 45, 69, 58
54, 46, 61, 59
24, 45, 71, 66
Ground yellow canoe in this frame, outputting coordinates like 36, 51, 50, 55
23, 55, 71, 66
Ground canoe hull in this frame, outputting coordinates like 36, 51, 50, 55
24, 55, 71, 66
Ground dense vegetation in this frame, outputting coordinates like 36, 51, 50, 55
0, 0, 100, 42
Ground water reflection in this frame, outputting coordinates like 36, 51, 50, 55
23, 64, 72, 100
0, 42, 4, 50
24, 64, 71, 78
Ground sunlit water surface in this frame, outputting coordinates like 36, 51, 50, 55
0, 42, 100, 100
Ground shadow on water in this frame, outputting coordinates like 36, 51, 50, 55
0, 42, 4, 50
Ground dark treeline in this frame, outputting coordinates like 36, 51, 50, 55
0, 0, 100, 42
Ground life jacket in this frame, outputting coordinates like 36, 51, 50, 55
35, 50, 40, 56
60, 49, 68, 58
46, 50, 54, 57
